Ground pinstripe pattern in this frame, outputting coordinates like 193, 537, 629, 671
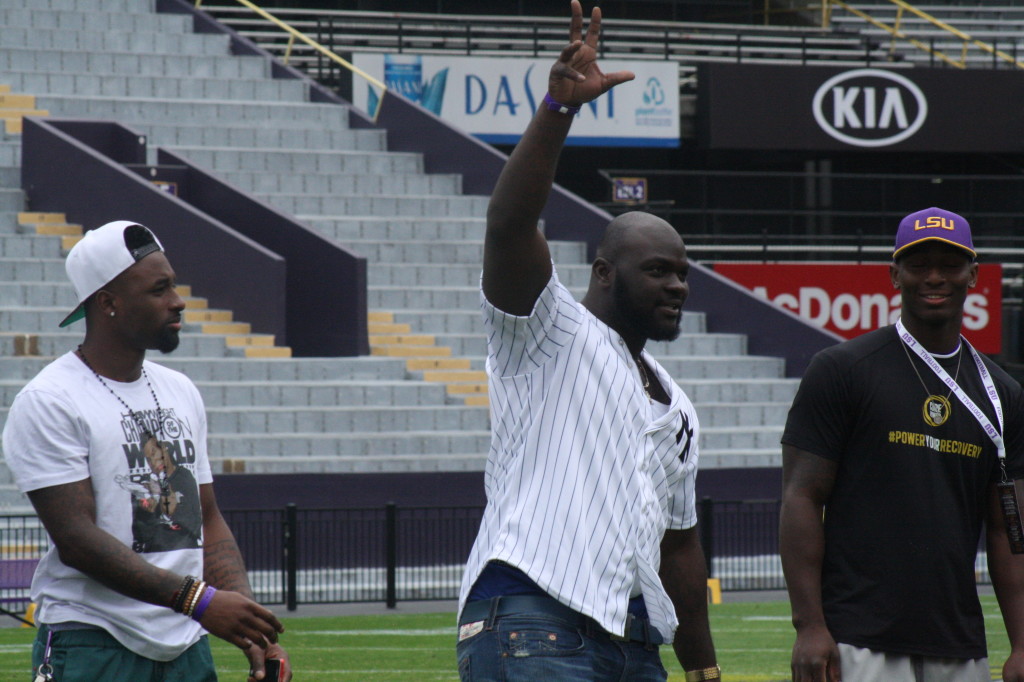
458, 270, 700, 642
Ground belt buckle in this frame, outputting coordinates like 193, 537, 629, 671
609, 614, 633, 642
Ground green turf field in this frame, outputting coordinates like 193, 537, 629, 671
0, 596, 1011, 681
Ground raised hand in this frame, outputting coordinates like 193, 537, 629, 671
548, 0, 635, 107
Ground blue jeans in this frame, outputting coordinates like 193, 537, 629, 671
456, 603, 668, 681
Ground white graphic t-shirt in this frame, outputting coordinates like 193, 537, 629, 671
3, 352, 213, 661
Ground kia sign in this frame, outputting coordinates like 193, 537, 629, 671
811, 69, 927, 147
715, 263, 1002, 353
698, 64, 1024, 152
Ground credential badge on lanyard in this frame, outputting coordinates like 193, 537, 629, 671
897, 319, 1024, 554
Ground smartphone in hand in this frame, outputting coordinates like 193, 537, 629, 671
263, 658, 282, 682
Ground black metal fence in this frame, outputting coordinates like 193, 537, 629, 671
0, 500, 995, 617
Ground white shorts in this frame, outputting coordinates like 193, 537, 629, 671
838, 643, 991, 682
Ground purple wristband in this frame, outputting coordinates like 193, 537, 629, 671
543, 92, 580, 116
191, 585, 217, 622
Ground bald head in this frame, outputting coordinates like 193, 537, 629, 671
595, 211, 682, 263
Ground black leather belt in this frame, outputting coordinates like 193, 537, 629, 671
459, 594, 663, 647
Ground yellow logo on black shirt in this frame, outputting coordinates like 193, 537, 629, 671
889, 430, 982, 459
922, 394, 951, 427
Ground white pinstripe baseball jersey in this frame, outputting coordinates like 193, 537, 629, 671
458, 269, 700, 642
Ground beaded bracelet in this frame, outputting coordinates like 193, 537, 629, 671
191, 586, 217, 622
185, 581, 207, 618
171, 576, 192, 611
181, 580, 202, 615
171, 575, 197, 613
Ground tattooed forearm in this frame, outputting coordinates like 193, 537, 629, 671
198, 483, 254, 597
28, 481, 179, 607
203, 536, 253, 597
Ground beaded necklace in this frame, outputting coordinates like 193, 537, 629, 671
77, 345, 164, 439
76, 345, 174, 516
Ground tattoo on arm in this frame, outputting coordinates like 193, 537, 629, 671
203, 536, 253, 597
28, 481, 178, 607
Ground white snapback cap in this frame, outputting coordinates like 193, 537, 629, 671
60, 220, 164, 327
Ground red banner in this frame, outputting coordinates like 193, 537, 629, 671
715, 263, 1002, 353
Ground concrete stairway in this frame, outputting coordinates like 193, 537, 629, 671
0, 0, 797, 513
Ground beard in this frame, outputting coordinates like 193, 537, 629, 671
612, 277, 682, 342
156, 327, 181, 354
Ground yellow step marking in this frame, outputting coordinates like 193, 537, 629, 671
0, 108, 48, 117
221, 459, 247, 473
371, 345, 452, 357
61, 235, 83, 251
33, 223, 81, 236
225, 335, 276, 347
184, 310, 233, 323
0, 94, 35, 108
406, 357, 470, 371
446, 383, 488, 395
368, 322, 412, 334
202, 322, 251, 335
422, 370, 487, 383
18, 212, 66, 224
369, 333, 435, 345
244, 346, 292, 358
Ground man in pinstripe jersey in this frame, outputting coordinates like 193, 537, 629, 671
455, 3, 720, 681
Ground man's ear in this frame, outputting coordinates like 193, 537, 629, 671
592, 257, 614, 287
94, 289, 117, 317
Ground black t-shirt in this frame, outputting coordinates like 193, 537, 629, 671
782, 325, 1024, 659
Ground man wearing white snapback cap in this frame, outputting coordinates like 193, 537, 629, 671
780, 208, 1024, 681
3, 221, 291, 681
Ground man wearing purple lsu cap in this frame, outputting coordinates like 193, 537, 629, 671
2, 221, 291, 681
780, 208, 1024, 681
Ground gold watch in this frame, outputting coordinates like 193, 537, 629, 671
684, 665, 721, 681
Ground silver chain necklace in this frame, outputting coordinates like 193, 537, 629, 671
901, 338, 963, 402
635, 356, 652, 400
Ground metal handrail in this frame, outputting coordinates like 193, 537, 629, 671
200, 5, 884, 66
823, 0, 1024, 69
194, 0, 388, 119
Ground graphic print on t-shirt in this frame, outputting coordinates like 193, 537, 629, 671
111, 407, 203, 553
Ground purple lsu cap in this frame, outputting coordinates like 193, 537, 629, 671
893, 207, 976, 260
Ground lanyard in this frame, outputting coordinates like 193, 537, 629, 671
33, 628, 54, 681
896, 319, 1005, 462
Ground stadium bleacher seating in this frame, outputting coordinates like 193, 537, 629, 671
827, 1, 1024, 67
200, 5, 900, 99
0, 0, 802, 512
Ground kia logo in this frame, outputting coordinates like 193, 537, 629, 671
812, 69, 928, 148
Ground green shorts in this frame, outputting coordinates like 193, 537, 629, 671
32, 624, 217, 682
